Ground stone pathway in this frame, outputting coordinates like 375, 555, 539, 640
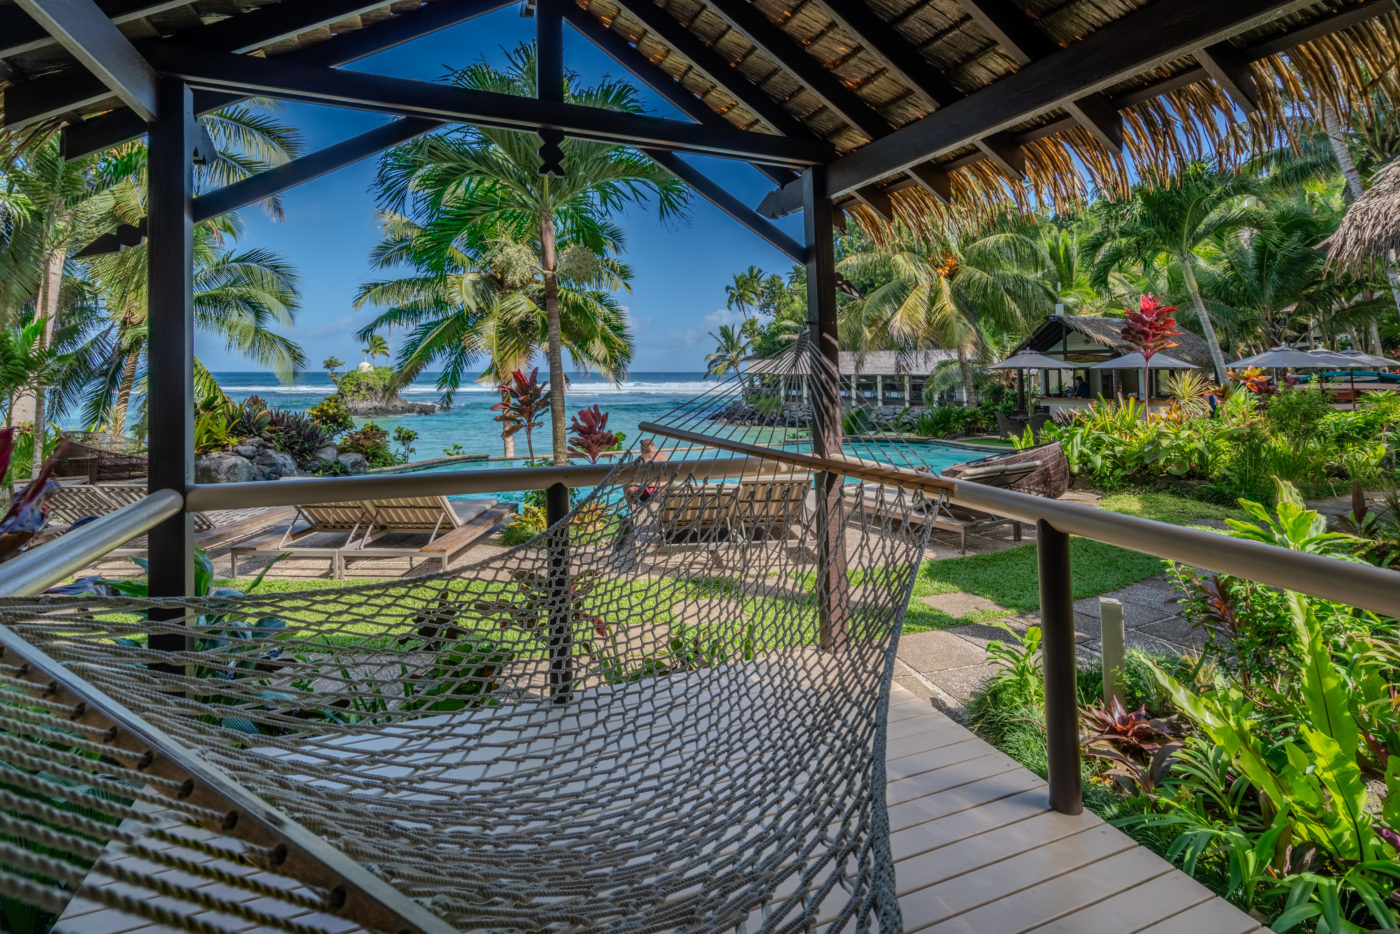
894, 573, 1202, 717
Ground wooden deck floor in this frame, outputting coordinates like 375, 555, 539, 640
56, 677, 1264, 934
883, 682, 1264, 934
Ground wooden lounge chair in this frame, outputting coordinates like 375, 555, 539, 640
231, 495, 512, 578
642, 476, 811, 567
928, 442, 1071, 553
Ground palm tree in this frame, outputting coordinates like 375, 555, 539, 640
362, 333, 390, 365
354, 212, 634, 457
705, 324, 750, 380
82, 217, 303, 431
725, 266, 765, 321
370, 44, 688, 465
838, 221, 1051, 406
1085, 161, 1261, 383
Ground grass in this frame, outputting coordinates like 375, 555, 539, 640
903, 538, 1166, 633
1098, 491, 1247, 525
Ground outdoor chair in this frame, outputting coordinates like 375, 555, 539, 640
994, 411, 1019, 439
231, 494, 511, 578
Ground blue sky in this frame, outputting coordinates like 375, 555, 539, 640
198, 7, 805, 375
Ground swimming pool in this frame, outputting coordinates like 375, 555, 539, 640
389, 439, 978, 503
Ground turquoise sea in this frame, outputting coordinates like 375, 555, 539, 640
214, 370, 716, 464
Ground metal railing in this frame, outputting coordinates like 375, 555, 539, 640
4, 457, 1399, 816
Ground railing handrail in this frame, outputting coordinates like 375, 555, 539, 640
6, 455, 1399, 620
0, 489, 183, 597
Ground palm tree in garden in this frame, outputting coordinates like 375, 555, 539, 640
81, 218, 303, 431
725, 266, 765, 321
1085, 161, 1260, 383
705, 324, 750, 380
370, 44, 688, 465
838, 221, 1051, 406
354, 212, 634, 457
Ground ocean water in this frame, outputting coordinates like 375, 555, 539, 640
215, 370, 715, 464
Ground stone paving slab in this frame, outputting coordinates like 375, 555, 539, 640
898, 630, 994, 674
1074, 598, 1175, 628
918, 592, 1010, 617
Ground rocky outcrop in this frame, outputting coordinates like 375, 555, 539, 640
252, 449, 299, 480
337, 452, 368, 474
195, 453, 257, 484
342, 395, 438, 417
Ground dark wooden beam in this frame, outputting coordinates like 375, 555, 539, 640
145, 75, 196, 607
1062, 94, 1122, 154
952, 0, 1051, 65
13, 0, 158, 122
769, 0, 1314, 202
853, 184, 894, 221
5, 0, 398, 131
77, 116, 439, 257
0, 0, 185, 59
535, 0, 564, 102
906, 162, 952, 203
608, 0, 812, 138
559, 3, 795, 185
819, 0, 960, 106
1196, 41, 1260, 113
704, 0, 892, 140
145, 43, 831, 166
59, 0, 517, 157
645, 149, 804, 261
975, 132, 1025, 178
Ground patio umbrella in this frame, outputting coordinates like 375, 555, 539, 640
1092, 352, 1197, 403
989, 352, 1075, 412
987, 351, 1075, 370
1307, 348, 1400, 409
1090, 352, 1198, 370
1228, 346, 1355, 369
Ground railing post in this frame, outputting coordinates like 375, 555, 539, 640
546, 481, 572, 703
146, 76, 195, 665
1036, 520, 1082, 815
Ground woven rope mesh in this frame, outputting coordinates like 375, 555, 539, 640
0, 343, 970, 933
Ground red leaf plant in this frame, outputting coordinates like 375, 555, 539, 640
1120, 295, 1182, 403
490, 368, 551, 460
567, 405, 619, 464
0, 427, 70, 563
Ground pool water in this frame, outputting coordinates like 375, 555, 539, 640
395, 440, 977, 504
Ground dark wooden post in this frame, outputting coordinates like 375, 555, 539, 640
146, 76, 196, 655
1036, 520, 1083, 814
535, 0, 565, 176
546, 481, 572, 702
803, 167, 848, 651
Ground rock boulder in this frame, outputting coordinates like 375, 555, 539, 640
252, 450, 299, 480
195, 453, 256, 484
337, 452, 369, 474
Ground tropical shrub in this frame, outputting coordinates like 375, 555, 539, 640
265, 410, 334, 462
913, 405, 972, 438
392, 426, 418, 460
338, 421, 401, 468
307, 396, 354, 435
333, 366, 397, 403
492, 369, 550, 460
230, 396, 272, 439
568, 405, 618, 463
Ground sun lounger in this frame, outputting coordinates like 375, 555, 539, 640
230, 495, 512, 578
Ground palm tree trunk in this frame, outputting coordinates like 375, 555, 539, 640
956, 346, 977, 408
1178, 259, 1228, 384
540, 214, 567, 466
1368, 318, 1384, 355
30, 244, 65, 475
110, 350, 140, 433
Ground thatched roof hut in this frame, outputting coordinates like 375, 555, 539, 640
1011, 315, 1214, 369
1325, 157, 1400, 275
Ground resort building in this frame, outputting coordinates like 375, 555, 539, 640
745, 349, 955, 407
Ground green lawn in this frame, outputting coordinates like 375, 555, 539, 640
903, 538, 1167, 633
1098, 491, 1246, 525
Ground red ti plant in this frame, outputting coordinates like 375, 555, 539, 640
491, 368, 550, 460
567, 405, 619, 464
0, 427, 69, 563
1120, 294, 1181, 403
1080, 696, 1181, 794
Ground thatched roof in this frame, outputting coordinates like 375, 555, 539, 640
1325, 157, 1400, 274
1012, 314, 1215, 368
3, 0, 1399, 221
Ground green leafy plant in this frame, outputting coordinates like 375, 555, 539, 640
985, 621, 1042, 700
391, 426, 418, 461
338, 421, 402, 468
266, 410, 334, 462
307, 395, 354, 436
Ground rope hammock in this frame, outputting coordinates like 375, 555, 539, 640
0, 344, 974, 933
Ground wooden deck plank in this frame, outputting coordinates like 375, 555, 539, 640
1132, 899, 1268, 934
1020, 869, 1216, 934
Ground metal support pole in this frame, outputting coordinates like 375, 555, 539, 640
803, 166, 848, 651
146, 76, 195, 657
545, 481, 572, 702
1037, 520, 1082, 815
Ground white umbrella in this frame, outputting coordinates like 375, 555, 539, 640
1306, 348, 1399, 409
1090, 352, 1198, 370
1229, 346, 1354, 369
988, 351, 1076, 370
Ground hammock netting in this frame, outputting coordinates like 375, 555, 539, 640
0, 343, 980, 933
